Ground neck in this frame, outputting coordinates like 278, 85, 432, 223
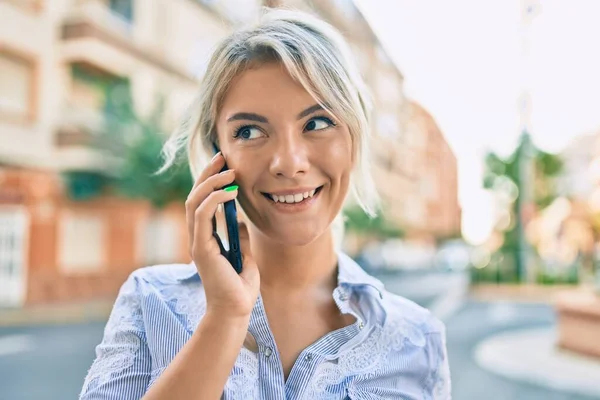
248, 227, 339, 296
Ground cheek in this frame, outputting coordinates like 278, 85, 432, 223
320, 133, 353, 179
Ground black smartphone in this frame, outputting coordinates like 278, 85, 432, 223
212, 143, 243, 274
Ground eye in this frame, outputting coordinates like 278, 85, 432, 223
304, 117, 335, 132
234, 125, 264, 140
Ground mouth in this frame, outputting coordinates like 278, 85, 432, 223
261, 186, 324, 205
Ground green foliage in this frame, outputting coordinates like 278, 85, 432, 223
484, 134, 563, 210
343, 205, 404, 238
63, 171, 111, 201
481, 132, 564, 283
63, 86, 193, 208
109, 98, 193, 208
114, 123, 193, 208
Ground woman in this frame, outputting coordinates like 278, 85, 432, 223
80, 8, 451, 400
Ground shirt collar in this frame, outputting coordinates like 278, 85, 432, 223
335, 251, 384, 300
175, 251, 384, 301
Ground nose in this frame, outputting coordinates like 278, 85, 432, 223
268, 133, 309, 178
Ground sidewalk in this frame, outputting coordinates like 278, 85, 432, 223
469, 283, 593, 304
474, 327, 600, 398
0, 300, 114, 328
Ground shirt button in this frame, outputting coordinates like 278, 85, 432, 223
264, 347, 273, 357
339, 291, 348, 301
358, 321, 364, 330
304, 353, 313, 362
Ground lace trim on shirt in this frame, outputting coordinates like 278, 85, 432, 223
303, 314, 428, 399
223, 347, 260, 400
159, 281, 207, 332
422, 332, 451, 400
80, 277, 144, 394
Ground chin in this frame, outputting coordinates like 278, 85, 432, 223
267, 223, 328, 247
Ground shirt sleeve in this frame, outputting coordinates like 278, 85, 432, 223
79, 272, 152, 399
423, 327, 452, 400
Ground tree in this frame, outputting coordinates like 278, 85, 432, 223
111, 99, 193, 209
343, 205, 404, 239
482, 132, 564, 282
63, 93, 193, 208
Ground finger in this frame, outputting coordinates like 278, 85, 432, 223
186, 170, 235, 249
192, 188, 239, 257
192, 152, 225, 191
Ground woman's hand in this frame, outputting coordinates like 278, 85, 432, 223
185, 152, 260, 320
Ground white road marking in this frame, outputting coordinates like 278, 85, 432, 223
0, 334, 35, 357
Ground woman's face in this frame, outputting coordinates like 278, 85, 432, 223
215, 62, 354, 246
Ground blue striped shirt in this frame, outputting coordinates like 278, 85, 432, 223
79, 252, 451, 399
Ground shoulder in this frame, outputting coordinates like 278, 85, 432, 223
114, 262, 203, 311
123, 262, 200, 289
376, 287, 446, 352
382, 289, 445, 334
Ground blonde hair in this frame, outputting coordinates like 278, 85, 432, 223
159, 7, 379, 216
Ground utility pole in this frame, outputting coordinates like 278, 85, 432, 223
515, 0, 541, 283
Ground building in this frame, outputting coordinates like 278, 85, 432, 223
398, 101, 461, 242
0, 0, 459, 306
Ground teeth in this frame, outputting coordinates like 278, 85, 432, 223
268, 190, 317, 204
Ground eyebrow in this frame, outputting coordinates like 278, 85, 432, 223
225, 104, 326, 124
297, 104, 325, 119
227, 112, 268, 123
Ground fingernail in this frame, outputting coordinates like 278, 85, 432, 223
211, 152, 221, 162
224, 185, 239, 192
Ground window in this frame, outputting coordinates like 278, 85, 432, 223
0, 51, 35, 122
140, 213, 180, 265
0, 206, 28, 306
70, 63, 132, 120
58, 211, 106, 273
109, 0, 133, 22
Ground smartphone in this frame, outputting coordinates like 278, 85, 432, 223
212, 143, 243, 274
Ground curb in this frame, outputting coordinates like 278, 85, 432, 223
0, 300, 114, 328
474, 327, 600, 398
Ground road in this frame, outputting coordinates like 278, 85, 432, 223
0, 272, 597, 400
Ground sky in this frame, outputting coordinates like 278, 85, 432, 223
355, 0, 600, 244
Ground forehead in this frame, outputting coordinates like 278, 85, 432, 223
219, 63, 317, 117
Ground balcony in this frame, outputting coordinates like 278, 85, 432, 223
61, 0, 193, 81
54, 103, 124, 172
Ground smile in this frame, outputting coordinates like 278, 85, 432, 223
261, 186, 324, 204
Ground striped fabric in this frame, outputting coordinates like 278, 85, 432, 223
79, 252, 451, 399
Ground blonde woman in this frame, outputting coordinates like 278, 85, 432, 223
80, 8, 451, 400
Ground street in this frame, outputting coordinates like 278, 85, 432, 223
0, 273, 598, 400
